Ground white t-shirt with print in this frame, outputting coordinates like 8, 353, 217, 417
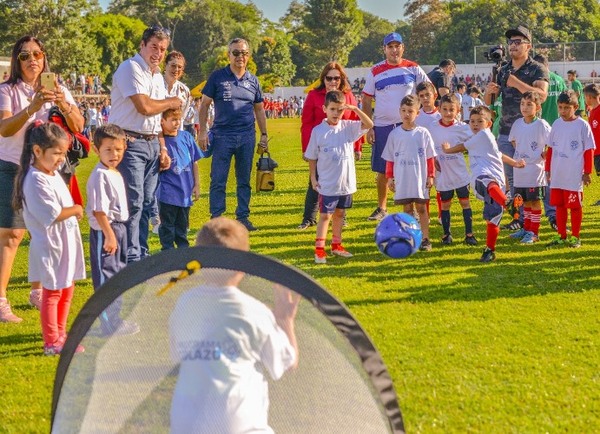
509, 117, 551, 188
463, 129, 505, 191
429, 120, 472, 192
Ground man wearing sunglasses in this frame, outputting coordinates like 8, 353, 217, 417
198, 38, 268, 232
110, 25, 183, 262
484, 25, 549, 231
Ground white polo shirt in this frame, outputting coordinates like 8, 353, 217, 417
109, 53, 166, 135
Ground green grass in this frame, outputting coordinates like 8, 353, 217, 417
1, 117, 600, 433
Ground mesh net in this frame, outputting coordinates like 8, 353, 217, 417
52, 248, 403, 433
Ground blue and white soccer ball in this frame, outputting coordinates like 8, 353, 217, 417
374, 212, 423, 258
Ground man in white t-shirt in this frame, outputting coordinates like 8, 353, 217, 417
109, 25, 182, 262
362, 32, 430, 222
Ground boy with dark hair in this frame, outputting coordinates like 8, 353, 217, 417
442, 106, 526, 262
304, 90, 373, 263
383, 95, 437, 251
416, 81, 441, 127
546, 90, 595, 247
567, 70, 586, 116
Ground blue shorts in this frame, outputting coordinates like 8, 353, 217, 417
319, 194, 353, 214
372, 124, 400, 174
439, 185, 470, 202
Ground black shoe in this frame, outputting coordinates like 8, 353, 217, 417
501, 219, 523, 231
367, 207, 387, 221
549, 218, 558, 231
464, 234, 478, 246
420, 238, 432, 251
480, 247, 496, 263
237, 218, 257, 232
441, 234, 453, 245
297, 220, 314, 230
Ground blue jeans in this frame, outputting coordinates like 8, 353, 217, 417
118, 137, 160, 262
209, 132, 255, 220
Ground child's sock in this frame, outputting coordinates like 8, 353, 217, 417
315, 238, 326, 251
331, 235, 342, 250
556, 206, 568, 239
441, 209, 451, 235
571, 207, 582, 238
523, 207, 531, 231
462, 208, 473, 235
487, 182, 507, 207
486, 221, 499, 250
530, 209, 541, 235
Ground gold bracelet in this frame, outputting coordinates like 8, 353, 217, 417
25, 106, 31, 117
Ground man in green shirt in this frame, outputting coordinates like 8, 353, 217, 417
567, 69, 586, 117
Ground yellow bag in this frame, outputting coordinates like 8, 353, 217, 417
255, 152, 278, 192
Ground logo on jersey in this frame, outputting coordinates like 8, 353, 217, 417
567, 192, 580, 204
530, 141, 539, 151
570, 141, 579, 151
418, 147, 425, 157
593, 119, 599, 129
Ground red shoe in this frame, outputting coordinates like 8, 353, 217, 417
331, 245, 353, 258
314, 249, 327, 264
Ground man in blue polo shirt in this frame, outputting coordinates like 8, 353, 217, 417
198, 38, 268, 232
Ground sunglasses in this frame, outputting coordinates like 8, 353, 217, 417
325, 76, 341, 82
507, 39, 527, 46
18, 51, 44, 62
230, 50, 250, 58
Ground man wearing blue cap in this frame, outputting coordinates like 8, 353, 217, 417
362, 32, 430, 221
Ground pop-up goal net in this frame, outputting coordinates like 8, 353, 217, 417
51, 247, 404, 433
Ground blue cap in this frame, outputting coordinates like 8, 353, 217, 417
383, 32, 403, 45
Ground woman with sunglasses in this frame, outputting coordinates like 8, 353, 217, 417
0, 36, 83, 322
297, 62, 364, 230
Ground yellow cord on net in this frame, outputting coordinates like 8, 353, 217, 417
156, 260, 202, 296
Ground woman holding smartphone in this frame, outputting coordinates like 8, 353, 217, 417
0, 35, 83, 321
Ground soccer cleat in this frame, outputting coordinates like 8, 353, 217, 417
331, 245, 353, 258
237, 218, 258, 232
567, 236, 581, 248
479, 247, 496, 263
314, 249, 327, 264
464, 234, 478, 246
548, 218, 558, 231
297, 220, 314, 230
367, 207, 387, 221
501, 219, 523, 231
419, 238, 432, 252
546, 235, 567, 247
441, 234, 453, 245
0, 301, 22, 323
29, 289, 42, 310
520, 231, 539, 245
509, 228, 527, 239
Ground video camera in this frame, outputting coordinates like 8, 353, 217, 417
483, 44, 506, 63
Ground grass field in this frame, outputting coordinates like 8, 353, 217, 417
1, 117, 600, 433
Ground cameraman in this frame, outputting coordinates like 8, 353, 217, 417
484, 25, 548, 230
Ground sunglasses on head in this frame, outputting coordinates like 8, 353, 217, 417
230, 50, 250, 58
325, 76, 341, 82
18, 50, 44, 62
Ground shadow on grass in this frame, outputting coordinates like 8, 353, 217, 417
0, 333, 42, 358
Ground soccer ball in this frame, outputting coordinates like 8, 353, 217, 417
374, 213, 423, 258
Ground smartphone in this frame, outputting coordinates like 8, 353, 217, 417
40, 72, 56, 90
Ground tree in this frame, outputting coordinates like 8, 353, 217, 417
404, 0, 450, 64
347, 12, 395, 67
253, 28, 296, 86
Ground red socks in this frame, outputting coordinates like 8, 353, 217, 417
486, 221, 499, 250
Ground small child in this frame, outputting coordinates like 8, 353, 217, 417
383, 94, 437, 251
304, 90, 373, 264
13, 123, 86, 355
157, 108, 201, 250
442, 106, 525, 262
416, 82, 441, 127
584, 84, 600, 205
507, 91, 551, 244
428, 94, 477, 245
169, 217, 300, 433
545, 90, 595, 247
461, 86, 484, 122
86, 124, 139, 336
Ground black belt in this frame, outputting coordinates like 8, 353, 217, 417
124, 130, 158, 141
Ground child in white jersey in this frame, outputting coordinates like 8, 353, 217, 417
546, 90, 595, 248
304, 90, 373, 264
13, 123, 85, 355
383, 94, 437, 251
415, 82, 441, 127
442, 106, 525, 262
508, 91, 551, 244
429, 94, 477, 245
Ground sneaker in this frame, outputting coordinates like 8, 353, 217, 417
56, 334, 85, 353
509, 228, 527, 239
546, 235, 567, 247
29, 289, 42, 310
419, 238, 432, 251
0, 301, 22, 323
549, 218, 558, 231
314, 249, 327, 264
464, 234, 478, 246
367, 207, 387, 221
297, 220, 314, 230
480, 247, 496, 263
331, 245, 353, 258
441, 234, 453, 245
501, 219, 523, 231
44, 343, 62, 356
237, 218, 257, 232
567, 236, 581, 248
520, 231, 539, 245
